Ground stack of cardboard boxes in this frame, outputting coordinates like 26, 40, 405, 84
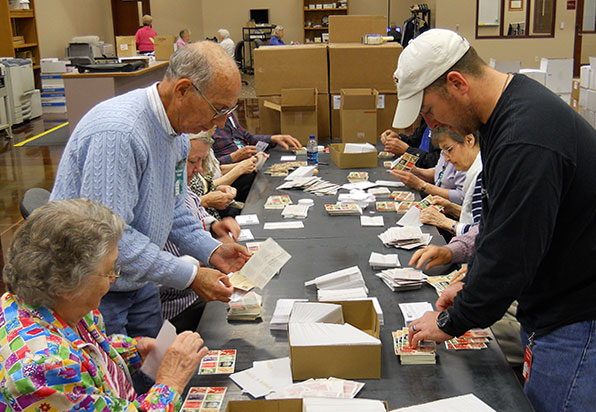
255, 16, 402, 146
40, 58, 71, 114
579, 57, 596, 128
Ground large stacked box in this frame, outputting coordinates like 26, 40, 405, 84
579, 57, 596, 128
540, 57, 573, 103
40, 58, 71, 114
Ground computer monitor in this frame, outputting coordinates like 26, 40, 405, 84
250, 9, 269, 25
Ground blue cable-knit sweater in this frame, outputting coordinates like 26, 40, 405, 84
51, 88, 221, 292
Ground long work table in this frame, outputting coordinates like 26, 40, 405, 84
191, 148, 532, 411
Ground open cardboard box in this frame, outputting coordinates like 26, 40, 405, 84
115, 36, 136, 57
264, 88, 318, 146
289, 300, 381, 380
340, 88, 379, 144
154, 35, 176, 61
330, 143, 378, 169
226, 399, 388, 411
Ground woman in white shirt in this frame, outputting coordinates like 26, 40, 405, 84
217, 29, 235, 57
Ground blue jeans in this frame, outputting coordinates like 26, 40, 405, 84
522, 320, 596, 412
99, 283, 163, 394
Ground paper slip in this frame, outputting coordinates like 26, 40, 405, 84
229, 238, 291, 290
266, 377, 365, 400
305, 266, 366, 291
237, 229, 254, 242
245, 241, 264, 253
289, 302, 345, 324
270, 298, 308, 330
235, 214, 259, 226
378, 227, 425, 247
285, 165, 317, 181
198, 349, 237, 374
376, 201, 397, 212
282, 204, 309, 219
361, 215, 384, 227
399, 302, 434, 326
289, 323, 381, 346
303, 397, 386, 412
369, 252, 400, 269
392, 328, 436, 365
264, 221, 304, 229
140, 320, 177, 380
375, 179, 405, 188
230, 357, 293, 398
317, 287, 368, 301
391, 393, 497, 412
256, 141, 269, 152
344, 143, 376, 153
399, 233, 432, 250
182, 386, 227, 412
280, 155, 297, 161
397, 206, 422, 227
255, 153, 267, 170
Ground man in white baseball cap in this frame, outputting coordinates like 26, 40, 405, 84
401, 29, 596, 412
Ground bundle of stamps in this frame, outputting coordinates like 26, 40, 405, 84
378, 151, 394, 159
396, 201, 415, 214
324, 203, 363, 216
198, 350, 237, 374
390, 191, 415, 201
264, 195, 292, 209
376, 201, 397, 212
390, 152, 420, 172
181, 387, 227, 412
392, 328, 436, 364
347, 171, 369, 183
264, 161, 307, 176
445, 329, 491, 350
426, 270, 458, 296
414, 195, 444, 212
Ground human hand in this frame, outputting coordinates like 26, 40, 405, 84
211, 217, 241, 241
389, 169, 424, 190
233, 146, 257, 161
380, 129, 398, 144
409, 244, 453, 269
450, 266, 468, 284
431, 196, 457, 216
436, 281, 464, 311
202, 190, 235, 209
216, 185, 237, 197
136, 337, 155, 361
420, 207, 449, 228
271, 134, 302, 150
384, 136, 409, 156
155, 331, 209, 394
238, 156, 257, 174
190, 267, 234, 302
208, 243, 251, 273
408, 311, 453, 347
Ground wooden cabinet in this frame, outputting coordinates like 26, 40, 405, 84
0, 0, 41, 87
303, 0, 348, 44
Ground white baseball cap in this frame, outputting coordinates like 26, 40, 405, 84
392, 29, 470, 129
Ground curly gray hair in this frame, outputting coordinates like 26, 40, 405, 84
2, 198, 124, 308
188, 130, 219, 179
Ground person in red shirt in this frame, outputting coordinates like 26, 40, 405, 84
135, 15, 157, 54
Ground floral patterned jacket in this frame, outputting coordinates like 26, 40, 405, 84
0, 293, 181, 411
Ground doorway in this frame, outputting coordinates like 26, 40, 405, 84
111, 0, 151, 37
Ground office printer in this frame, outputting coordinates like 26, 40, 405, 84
66, 35, 114, 65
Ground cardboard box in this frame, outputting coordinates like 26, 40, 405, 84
330, 143, 378, 169
226, 399, 388, 411
586, 88, 596, 111
340, 88, 378, 144
328, 15, 387, 43
40, 59, 68, 74
580, 87, 588, 109
519, 68, 547, 86
255, 45, 328, 96
264, 88, 318, 145
489, 58, 521, 74
331, 92, 396, 138
259, 93, 330, 139
289, 300, 381, 380
329, 43, 402, 93
580, 65, 591, 89
154, 35, 176, 61
116, 36, 136, 57
540, 57, 573, 94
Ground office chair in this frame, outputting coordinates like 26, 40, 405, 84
234, 41, 249, 84
20, 188, 50, 219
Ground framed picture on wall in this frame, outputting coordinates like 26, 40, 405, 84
509, 0, 523, 9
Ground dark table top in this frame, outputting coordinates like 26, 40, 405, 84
191, 149, 532, 411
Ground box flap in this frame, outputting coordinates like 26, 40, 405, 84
340, 88, 379, 109
226, 399, 303, 412
263, 100, 282, 112
281, 88, 317, 111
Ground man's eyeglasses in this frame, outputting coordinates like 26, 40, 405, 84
97, 264, 120, 280
441, 144, 455, 156
191, 82, 237, 120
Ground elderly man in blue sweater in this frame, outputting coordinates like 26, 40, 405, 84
50, 41, 251, 342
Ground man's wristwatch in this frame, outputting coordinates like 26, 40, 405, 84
436, 310, 451, 331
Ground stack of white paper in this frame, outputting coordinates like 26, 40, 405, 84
317, 287, 368, 301
282, 204, 310, 219
375, 179, 406, 188
235, 214, 260, 226
270, 298, 308, 331
266, 377, 365, 400
277, 176, 341, 196
286, 165, 317, 180
289, 323, 381, 346
368, 186, 392, 197
398, 302, 434, 326
378, 227, 428, 248
303, 397, 386, 412
390, 394, 497, 411
338, 190, 376, 209
360, 216, 385, 227
237, 229, 254, 241
369, 252, 401, 269
230, 357, 293, 398
264, 221, 305, 230
229, 238, 291, 291
344, 143, 376, 153
305, 266, 367, 291
376, 268, 428, 292
289, 302, 345, 324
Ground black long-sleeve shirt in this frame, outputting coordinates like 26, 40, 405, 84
443, 74, 596, 338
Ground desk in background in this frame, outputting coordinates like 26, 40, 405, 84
191, 149, 532, 411
62, 61, 168, 133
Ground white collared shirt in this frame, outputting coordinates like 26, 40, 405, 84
146, 82, 177, 137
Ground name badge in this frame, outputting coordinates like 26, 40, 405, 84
174, 161, 185, 196
233, 139, 245, 149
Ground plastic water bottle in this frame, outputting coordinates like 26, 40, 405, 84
306, 135, 318, 166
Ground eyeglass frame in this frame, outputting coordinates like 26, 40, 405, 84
191, 82, 237, 120
441, 144, 456, 157
96, 264, 120, 280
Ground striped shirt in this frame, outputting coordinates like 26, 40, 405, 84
456, 171, 483, 236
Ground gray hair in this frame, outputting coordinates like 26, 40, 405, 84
2, 199, 124, 308
188, 129, 214, 145
179, 29, 190, 38
165, 44, 213, 91
272, 26, 284, 37
431, 128, 479, 148
188, 130, 219, 178
217, 29, 230, 39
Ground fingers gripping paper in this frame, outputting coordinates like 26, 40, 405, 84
230, 238, 291, 290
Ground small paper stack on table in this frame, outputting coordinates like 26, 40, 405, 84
264, 194, 293, 209
264, 161, 308, 176
378, 151, 394, 158
392, 327, 437, 365
277, 176, 341, 196
281, 203, 309, 219
325, 203, 363, 216
390, 191, 416, 201
227, 291, 263, 320
347, 171, 369, 183
369, 251, 401, 269
445, 329, 492, 350
376, 201, 397, 211
368, 186, 392, 198
376, 268, 428, 291
378, 227, 430, 249
266, 377, 365, 400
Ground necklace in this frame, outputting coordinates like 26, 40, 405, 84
502, 73, 512, 94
